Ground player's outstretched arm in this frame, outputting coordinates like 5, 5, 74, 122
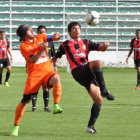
99, 42, 110, 51
52, 32, 60, 41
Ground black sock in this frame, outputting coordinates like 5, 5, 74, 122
32, 94, 37, 108
88, 104, 101, 129
43, 90, 49, 108
0, 73, 2, 84
94, 68, 106, 91
137, 71, 140, 85
5, 71, 10, 82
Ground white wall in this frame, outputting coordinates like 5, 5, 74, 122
88, 51, 134, 68
11, 50, 26, 67
11, 50, 134, 68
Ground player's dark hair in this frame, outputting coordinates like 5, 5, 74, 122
0, 30, 5, 34
37, 25, 47, 34
16, 24, 30, 42
68, 22, 81, 32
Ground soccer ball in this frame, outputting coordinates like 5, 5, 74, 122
85, 11, 100, 26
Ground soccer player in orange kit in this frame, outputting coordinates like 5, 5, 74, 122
10, 24, 63, 136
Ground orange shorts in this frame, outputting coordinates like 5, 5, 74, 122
23, 71, 56, 95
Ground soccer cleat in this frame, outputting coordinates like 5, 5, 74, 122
32, 107, 36, 112
44, 107, 51, 112
86, 127, 96, 134
10, 125, 19, 136
4, 82, 9, 87
135, 84, 140, 90
135, 86, 140, 90
0, 84, 3, 87
101, 89, 115, 101
53, 104, 63, 114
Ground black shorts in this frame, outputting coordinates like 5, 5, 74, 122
0, 58, 10, 68
21, 92, 38, 103
134, 59, 140, 69
71, 63, 99, 92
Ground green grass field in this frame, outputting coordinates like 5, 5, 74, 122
0, 67, 140, 140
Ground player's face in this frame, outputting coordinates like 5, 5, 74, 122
0, 32, 6, 39
69, 25, 81, 40
136, 31, 140, 39
26, 28, 35, 39
38, 28, 46, 34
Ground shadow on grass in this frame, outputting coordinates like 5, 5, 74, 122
0, 132, 10, 136
20, 132, 70, 137
0, 109, 15, 112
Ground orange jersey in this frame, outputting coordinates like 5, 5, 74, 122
20, 34, 53, 76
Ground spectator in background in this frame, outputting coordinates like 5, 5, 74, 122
31, 25, 57, 112
0, 30, 13, 87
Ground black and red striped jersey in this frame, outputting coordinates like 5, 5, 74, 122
130, 38, 140, 60
0, 39, 9, 59
55, 38, 101, 71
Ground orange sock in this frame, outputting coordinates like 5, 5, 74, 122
14, 104, 27, 125
53, 84, 62, 104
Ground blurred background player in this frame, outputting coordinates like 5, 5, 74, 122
52, 22, 114, 134
31, 25, 57, 112
126, 29, 140, 89
10, 24, 63, 136
0, 30, 13, 87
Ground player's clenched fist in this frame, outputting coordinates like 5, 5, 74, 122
104, 42, 110, 47
99, 42, 110, 51
52, 32, 60, 41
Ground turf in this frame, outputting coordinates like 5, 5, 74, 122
0, 67, 140, 140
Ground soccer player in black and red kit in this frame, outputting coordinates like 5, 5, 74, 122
52, 22, 115, 134
126, 29, 140, 89
31, 25, 57, 112
0, 30, 13, 87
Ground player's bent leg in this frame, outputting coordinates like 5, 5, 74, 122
48, 74, 63, 114
89, 61, 115, 101
86, 84, 102, 134
89, 60, 103, 70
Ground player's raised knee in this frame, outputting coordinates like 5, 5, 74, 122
95, 95, 103, 105
95, 60, 103, 67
